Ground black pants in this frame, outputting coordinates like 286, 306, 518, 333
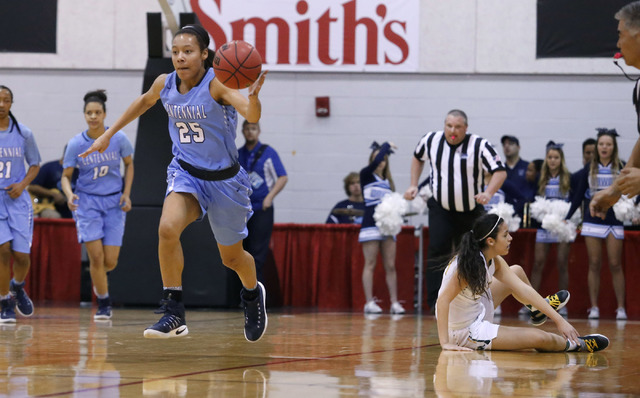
425, 198, 485, 309
243, 206, 274, 284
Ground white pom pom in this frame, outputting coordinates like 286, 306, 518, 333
418, 184, 433, 202
487, 202, 520, 232
373, 192, 408, 236
614, 195, 637, 223
529, 196, 550, 223
541, 214, 577, 242
408, 195, 427, 215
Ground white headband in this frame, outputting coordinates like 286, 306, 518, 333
478, 217, 502, 242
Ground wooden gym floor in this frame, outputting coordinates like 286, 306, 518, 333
0, 305, 637, 397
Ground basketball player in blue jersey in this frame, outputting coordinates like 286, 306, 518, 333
79, 25, 268, 341
566, 129, 627, 320
359, 142, 405, 315
61, 90, 134, 321
529, 142, 572, 300
0, 86, 41, 323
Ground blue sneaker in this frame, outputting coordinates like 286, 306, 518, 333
143, 299, 188, 339
10, 280, 33, 317
241, 282, 268, 342
0, 298, 16, 323
94, 297, 112, 320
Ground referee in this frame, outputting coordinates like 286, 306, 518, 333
404, 109, 506, 312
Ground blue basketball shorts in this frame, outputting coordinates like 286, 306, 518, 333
73, 192, 126, 246
166, 159, 253, 246
0, 190, 33, 253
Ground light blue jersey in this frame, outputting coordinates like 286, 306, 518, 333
0, 120, 41, 188
159, 69, 253, 245
161, 69, 239, 170
0, 120, 41, 253
63, 130, 133, 196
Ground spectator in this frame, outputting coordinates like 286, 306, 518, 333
326, 172, 365, 224
28, 146, 78, 219
500, 135, 529, 224
582, 138, 597, 166
404, 109, 506, 312
238, 120, 288, 285
566, 129, 627, 320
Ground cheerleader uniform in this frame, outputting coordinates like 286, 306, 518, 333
359, 142, 393, 242
566, 162, 624, 239
536, 176, 571, 243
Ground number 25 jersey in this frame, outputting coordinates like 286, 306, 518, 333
160, 68, 239, 171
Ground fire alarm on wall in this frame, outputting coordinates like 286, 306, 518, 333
315, 96, 330, 117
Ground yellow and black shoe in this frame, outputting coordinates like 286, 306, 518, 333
573, 334, 610, 353
529, 290, 570, 326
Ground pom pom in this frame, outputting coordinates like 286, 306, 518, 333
373, 193, 408, 236
530, 197, 577, 242
487, 202, 521, 232
405, 185, 432, 216
613, 195, 640, 223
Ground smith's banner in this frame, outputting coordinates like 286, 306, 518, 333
191, 0, 419, 72
537, 0, 631, 58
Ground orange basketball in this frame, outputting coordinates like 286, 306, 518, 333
213, 40, 262, 89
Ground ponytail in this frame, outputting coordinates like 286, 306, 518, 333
455, 213, 503, 297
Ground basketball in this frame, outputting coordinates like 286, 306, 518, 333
213, 40, 263, 89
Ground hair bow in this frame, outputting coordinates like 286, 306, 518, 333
596, 127, 619, 138
546, 140, 564, 151
370, 141, 394, 154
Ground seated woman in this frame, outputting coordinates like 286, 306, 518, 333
436, 213, 609, 352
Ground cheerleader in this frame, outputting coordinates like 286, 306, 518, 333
566, 128, 626, 320
359, 142, 405, 315
530, 141, 572, 304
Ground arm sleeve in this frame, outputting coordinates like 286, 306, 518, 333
413, 133, 430, 161
62, 140, 78, 169
269, 149, 287, 177
119, 132, 134, 158
23, 131, 41, 166
480, 140, 506, 173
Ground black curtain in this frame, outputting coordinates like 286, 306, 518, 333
0, 0, 57, 53
537, 0, 632, 58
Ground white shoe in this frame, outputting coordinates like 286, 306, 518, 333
616, 307, 628, 320
494, 305, 502, 316
364, 300, 382, 314
390, 302, 405, 315
588, 307, 599, 319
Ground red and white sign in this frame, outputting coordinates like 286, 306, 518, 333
191, 0, 419, 72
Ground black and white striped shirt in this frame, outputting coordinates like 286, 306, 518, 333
413, 131, 505, 212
